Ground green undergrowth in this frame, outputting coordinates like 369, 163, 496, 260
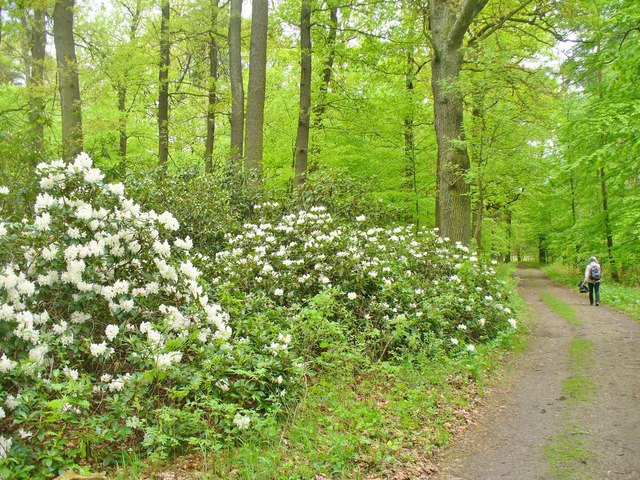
115, 330, 524, 480
542, 264, 640, 323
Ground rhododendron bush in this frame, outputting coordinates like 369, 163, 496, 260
208, 204, 517, 361
0, 155, 518, 478
0, 155, 296, 479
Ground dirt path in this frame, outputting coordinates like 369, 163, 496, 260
432, 266, 640, 480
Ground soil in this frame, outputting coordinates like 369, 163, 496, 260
431, 266, 640, 480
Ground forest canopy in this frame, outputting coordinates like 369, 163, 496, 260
0, 0, 638, 268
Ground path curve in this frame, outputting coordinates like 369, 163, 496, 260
432, 266, 640, 480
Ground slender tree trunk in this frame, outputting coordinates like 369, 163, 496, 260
310, 3, 338, 168
204, 0, 219, 174
158, 0, 170, 173
244, 0, 268, 187
403, 49, 420, 224
294, 0, 312, 189
600, 167, 618, 280
53, 0, 83, 160
473, 177, 483, 248
596, 67, 618, 281
29, 7, 46, 160
469, 91, 485, 249
118, 85, 127, 177
228, 0, 244, 163
503, 209, 512, 263
429, 0, 488, 245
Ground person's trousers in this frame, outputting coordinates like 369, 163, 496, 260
588, 281, 600, 305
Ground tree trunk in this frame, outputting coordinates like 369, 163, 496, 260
473, 177, 483, 248
294, 0, 312, 189
118, 84, 127, 177
204, 0, 219, 174
158, 0, 170, 173
53, 0, 83, 160
403, 49, 420, 224
244, 0, 268, 188
228, 0, 244, 163
503, 209, 512, 263
429, 0, 487, 245
29, 6, 46, 160
310, 3, 338, 168
599, 167, 618, 280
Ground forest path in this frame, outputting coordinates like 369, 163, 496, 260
431, 266, 640, 480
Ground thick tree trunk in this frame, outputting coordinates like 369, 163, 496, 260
228, 0, 244, 163
429, 0, 487, 245
310, 3, 338, 168
53, 0, 83, 160
294, 0, 312, 189
158, 0, 170, 173
204, 0, 219, 174
29, 7, 46, 160
244, 0, 268, 187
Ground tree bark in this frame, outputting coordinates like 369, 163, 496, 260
228, 0, 244, 163
294, 0, 312, 189
403, 48, 420, 224
244, 0, 268, 188
158, 0, 170, 173
310, 3, 338, 168
118, 85, 127, 176
204, 0, 219, 174
29, 6, 46, 160
53, 0, 83, 160
429, 0, 488, 245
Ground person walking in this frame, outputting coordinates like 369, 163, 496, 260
584, 256, 602, 306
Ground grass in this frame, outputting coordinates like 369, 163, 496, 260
540, 291, 581, 326
111, 330, 523, 480
544, 421, 594, 480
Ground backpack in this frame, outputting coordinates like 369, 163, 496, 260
590, 264, 601, 281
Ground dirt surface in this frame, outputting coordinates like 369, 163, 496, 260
432, 266, 640, 480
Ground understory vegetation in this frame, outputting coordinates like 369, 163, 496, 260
0, 156, 520, 479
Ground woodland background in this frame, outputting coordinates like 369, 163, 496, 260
0, 0, 638, 275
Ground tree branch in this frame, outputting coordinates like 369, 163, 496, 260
449, 0, 489, 47
467, 0, 536, 46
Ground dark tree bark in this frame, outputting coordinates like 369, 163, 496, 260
244, 0, 268, 188
29, 6, 46, 160
294, 0, 312, 189
158, 0, 170, 173
204, 0, 220, 174
429, 0, 488, 245
310, 3, 338, 168
53, 0, 83, 160
228, 0, 244, 163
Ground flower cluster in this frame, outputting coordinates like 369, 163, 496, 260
208, 204, 516, 359
0, 155, 294, 477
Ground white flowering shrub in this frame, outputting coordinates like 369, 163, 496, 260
208, 204, 517, 362
0, 155, 296, 479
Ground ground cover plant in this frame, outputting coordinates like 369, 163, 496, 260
0, 155, 518, 479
